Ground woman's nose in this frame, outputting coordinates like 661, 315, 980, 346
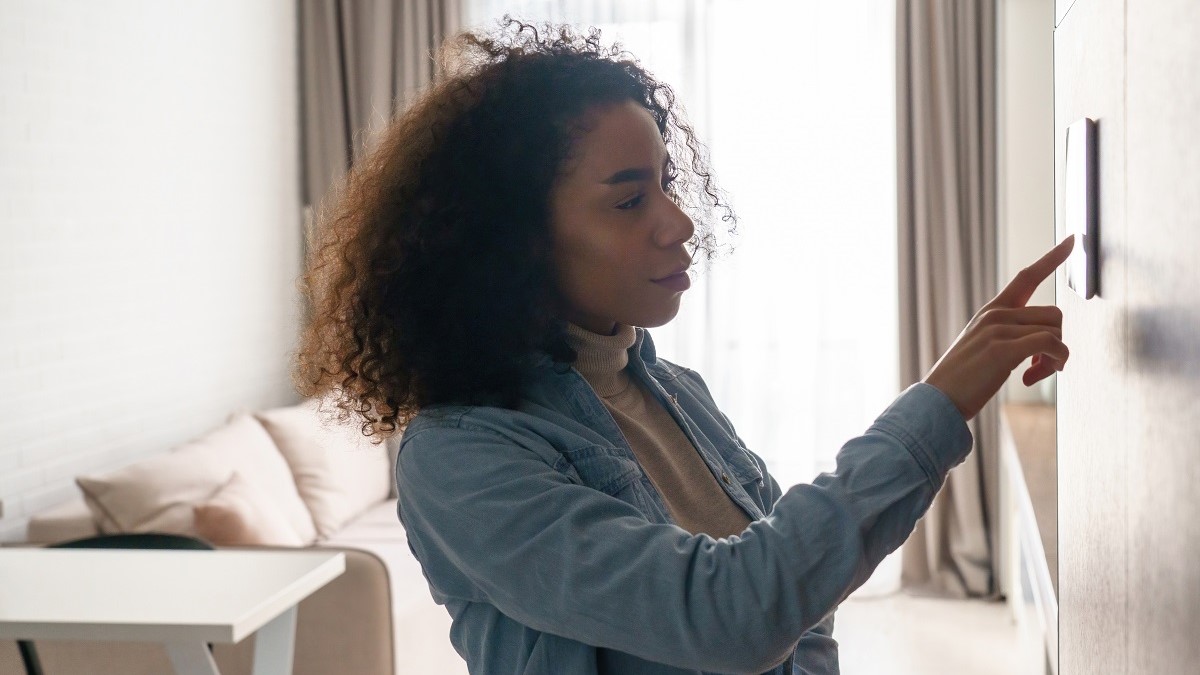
654, 197, 695, 247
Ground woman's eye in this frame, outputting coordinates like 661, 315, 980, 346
616, 194, 644, 210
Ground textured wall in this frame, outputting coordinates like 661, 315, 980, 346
1054, 0, 1128, 671
0, 1, 303, 541
1122, 0, 1200, 670
1056, 0, 1200, 672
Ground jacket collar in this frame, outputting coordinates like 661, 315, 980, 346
633, 326, 659, 367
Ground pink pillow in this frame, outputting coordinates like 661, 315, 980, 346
194, 472, 305, 547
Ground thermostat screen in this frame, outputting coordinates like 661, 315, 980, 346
1064, 118, 1096, 298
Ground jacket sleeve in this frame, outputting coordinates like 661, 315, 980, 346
792, 611, 839, 675
397, 382, 971, 674
753, 445, 839, 675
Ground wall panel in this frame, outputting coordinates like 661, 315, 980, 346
1053, 0, 1128, 672
1124, 1, 1200, 671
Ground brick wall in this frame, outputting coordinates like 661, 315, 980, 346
0, 1, 303, 541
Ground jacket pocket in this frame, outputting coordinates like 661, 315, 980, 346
718, 438, 765, 486
560, 445, 644, 497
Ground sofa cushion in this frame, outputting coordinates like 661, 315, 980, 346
322, 498, 403, 541
194, 471, 306, 547
75, 413, 318, 544
253, 400, 392, 538
25, 496, 101, 545
316, 499, 466, 675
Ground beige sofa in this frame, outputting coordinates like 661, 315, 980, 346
0, 400, 465, 675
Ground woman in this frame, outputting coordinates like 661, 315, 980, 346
294, 19, 1073, 675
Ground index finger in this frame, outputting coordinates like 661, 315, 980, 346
991, 234, 1076, 308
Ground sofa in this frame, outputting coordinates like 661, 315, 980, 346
0, 399, 466, 675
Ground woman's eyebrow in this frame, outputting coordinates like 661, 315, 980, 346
600, 157, 671, 185
601, 167, 654, 185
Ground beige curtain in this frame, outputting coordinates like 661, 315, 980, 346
896, 0, 1000, 599
298, 0, 462, 217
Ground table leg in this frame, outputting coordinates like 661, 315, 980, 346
251, 605, 298, 675
165, 642, 220, 675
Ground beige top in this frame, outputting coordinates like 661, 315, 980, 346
564, 322, 752, 539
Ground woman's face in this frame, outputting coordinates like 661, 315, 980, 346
548, 99, 696, 335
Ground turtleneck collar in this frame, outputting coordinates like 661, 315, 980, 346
563, 322, 639, 398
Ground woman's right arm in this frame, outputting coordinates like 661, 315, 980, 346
396, 382, 972, 675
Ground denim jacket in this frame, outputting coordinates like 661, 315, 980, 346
396, 327, 973, 674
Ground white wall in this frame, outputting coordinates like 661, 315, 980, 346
998, 0, 1057, 404
0, 1, 303, 541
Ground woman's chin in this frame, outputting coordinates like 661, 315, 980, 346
630, 302, 682, 329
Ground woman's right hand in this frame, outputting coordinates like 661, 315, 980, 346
922, 235, 1076, 422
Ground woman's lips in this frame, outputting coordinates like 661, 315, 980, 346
652, 272, 691, 292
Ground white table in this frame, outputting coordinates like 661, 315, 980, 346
0, 548, 345, 675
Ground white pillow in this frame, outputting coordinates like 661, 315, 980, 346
253, 399, 392, 538
194, 471, 306, 547
76, 413, 317, 544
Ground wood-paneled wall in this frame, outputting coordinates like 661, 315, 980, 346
1055, 0, 1200, 672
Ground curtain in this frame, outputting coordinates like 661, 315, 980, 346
896, 0, 1000, 599
298, 0, 462, 222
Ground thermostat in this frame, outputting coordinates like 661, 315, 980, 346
1064, 118, 1098, 298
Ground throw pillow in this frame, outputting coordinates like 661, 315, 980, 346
194, 471, 305, 546
76, 413, 318, 544
254, 399, 392, 538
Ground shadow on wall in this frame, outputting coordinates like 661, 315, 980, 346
1123, 232, 1200, 380
1128, 304, 1200, 380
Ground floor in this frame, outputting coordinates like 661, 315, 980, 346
836, 592, 1046, 675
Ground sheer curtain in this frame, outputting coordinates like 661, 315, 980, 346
462, 1, 900, 595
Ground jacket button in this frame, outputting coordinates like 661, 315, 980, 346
721, 472, 731, 485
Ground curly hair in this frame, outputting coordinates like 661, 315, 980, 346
293, 18, 736, 440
